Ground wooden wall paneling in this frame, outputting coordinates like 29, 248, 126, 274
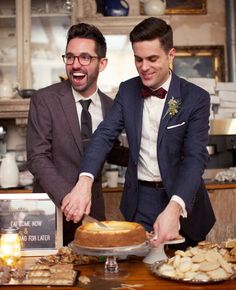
207, 189, 235, 243
103, 190, 124, 221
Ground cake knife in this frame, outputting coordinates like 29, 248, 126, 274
82, 214, 108, 228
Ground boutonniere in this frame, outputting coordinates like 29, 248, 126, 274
163, 97, 181, 119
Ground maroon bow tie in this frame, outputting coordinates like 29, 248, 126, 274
142, 86, 167, 99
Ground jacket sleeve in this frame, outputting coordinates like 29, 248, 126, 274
26, 93, 72, 207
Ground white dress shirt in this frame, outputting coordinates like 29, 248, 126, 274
138, 74, 187, 217
72, 88, 103, 132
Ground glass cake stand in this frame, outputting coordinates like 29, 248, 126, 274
69, 241, 150, 279
142, 237, 185, 264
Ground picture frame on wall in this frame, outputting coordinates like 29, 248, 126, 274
165, 0, 207, 15
172, 45, 225, 82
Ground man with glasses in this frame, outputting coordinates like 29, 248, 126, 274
26, 23, 128, 245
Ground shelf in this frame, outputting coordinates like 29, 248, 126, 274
77, 15, 170, 34
0, 62, 16, 67
31, 60, 63, 67
0, 15, 16, 18
31, 13, 70, 18
0, 98, 30, 121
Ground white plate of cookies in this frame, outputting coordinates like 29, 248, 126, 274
151, 245, 235, 284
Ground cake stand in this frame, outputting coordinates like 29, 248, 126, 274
69, 241, 150, 279
142, 237, 185, 264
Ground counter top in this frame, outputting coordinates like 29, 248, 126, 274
1, 182, 236, 193
0, 258, 235, 290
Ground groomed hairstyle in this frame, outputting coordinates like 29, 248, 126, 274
129, 17, 173, 53
66, 23, 107, 58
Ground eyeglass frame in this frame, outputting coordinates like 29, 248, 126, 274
62, 52, 99, 66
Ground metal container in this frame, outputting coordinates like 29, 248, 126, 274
209, 119, 236, 135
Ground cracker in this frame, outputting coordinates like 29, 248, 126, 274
224, 239, 236, 248
177, 260, 192, 273
174, 250, 186, 257
194, 273, 209, 281
161, 269, 176, 278
207, 268, 228, 280
199, 261, 220, 272
29, 265, 50, 271
50, 264, 73, 273
204, 249, 221, 262
218, 256, 234, 274
51, 271, 76, 280
28, 270, 51, 278
191, 253, 205, 263
173, 255, 181, 268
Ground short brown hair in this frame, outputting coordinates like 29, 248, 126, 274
66, 23, 107, 58
130, 17, 173, 53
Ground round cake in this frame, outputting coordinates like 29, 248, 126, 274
74, 221, 146, 248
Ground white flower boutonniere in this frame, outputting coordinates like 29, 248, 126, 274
167, 97, 181, 117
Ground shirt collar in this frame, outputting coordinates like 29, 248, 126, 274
72, 87, 99, 104
160, 71, 172, 92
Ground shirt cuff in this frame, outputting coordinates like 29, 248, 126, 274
171, 195, 187, 218
79, 172, 94, 181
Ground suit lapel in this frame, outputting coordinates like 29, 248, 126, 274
98, 89, 112, 118
58, 81, 83, 154
158, 73, 182, 145
134, 84, 145, 153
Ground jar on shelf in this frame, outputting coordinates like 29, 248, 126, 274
0, 227, 22, 267
141, 0, 166, 16
0, 152, 19, 188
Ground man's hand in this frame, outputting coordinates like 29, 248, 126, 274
61, 175, 93, 223
151, 200, 181, 247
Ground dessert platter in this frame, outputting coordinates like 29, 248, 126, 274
151, 241, 236, 284
70, 220, 150, 279
0, 263, 78, 286
0, 246, 97, 286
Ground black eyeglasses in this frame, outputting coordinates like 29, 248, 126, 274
62, 53, 99, 66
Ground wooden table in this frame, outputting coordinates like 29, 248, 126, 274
0, 258, 235, 290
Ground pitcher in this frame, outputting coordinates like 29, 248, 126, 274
104, 0, 129, 16
0, 152, 19, 188
0, 78, 16, 99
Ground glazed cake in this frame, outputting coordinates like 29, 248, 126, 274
74, 221, 146, 248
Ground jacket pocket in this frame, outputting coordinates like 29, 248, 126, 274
167, 121, 186, 130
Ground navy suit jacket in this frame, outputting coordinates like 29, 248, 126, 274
80, 72, 216, 241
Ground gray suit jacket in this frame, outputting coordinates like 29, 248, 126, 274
26, 80, 127, 244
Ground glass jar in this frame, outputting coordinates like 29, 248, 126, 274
0, 227, 21, 267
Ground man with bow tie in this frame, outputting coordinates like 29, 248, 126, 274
62, 17, 215, 249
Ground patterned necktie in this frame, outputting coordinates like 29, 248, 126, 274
142, 86, 167, 99
79, 99, 92, 148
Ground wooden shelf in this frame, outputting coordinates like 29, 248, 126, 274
77, 15, 170, 34
0, 15, 16, 18
0, 98, 30, 123
31, 13, 70, 18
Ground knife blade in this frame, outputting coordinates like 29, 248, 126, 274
82, 214, 108, 228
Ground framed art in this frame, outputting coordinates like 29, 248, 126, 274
0, 193, 63, 256
172, 45, 225, 81
165, 0, 207, 15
